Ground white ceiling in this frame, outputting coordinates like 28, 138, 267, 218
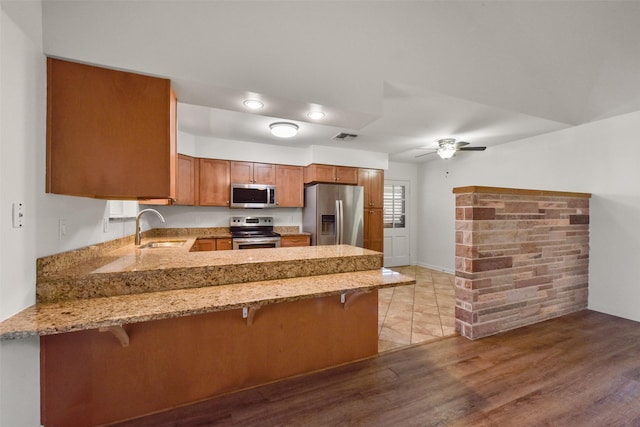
40, 1, 640, 163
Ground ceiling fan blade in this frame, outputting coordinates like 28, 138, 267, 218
458, 146, 487, 151
455, 141, 470, 148
415, 151, 437, 158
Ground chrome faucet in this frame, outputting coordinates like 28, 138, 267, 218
135, 208, 166, 245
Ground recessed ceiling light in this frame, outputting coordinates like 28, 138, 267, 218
269, 122, 299, 138
307, 110, 325, 120
243, 99, 264, 110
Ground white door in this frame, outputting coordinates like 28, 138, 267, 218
383, 180, 410, 267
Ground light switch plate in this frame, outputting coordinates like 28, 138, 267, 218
58, 219, 67, 239
12, 202, 24, 228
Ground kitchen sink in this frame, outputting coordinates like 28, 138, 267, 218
139, 240, 186, 249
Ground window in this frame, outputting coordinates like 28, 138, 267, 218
384, 184, 405, 228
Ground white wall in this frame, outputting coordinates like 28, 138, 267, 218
184, 134, 388, 170
0, 3, 137, 425
417, 109, 640, 322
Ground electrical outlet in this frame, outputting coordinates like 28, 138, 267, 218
12, 202, 24, 228
58, 219, 67, 239
103, 218, 109, 233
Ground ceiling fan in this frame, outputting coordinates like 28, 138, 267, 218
416, 138, 487, 159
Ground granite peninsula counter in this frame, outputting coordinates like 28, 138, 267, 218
36, 237, 382, 302
1, 233, 414, 427
1, 239, 411, 339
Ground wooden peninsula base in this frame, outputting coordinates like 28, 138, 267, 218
41, 292, 378, 426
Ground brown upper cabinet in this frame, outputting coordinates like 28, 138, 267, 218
230, 161, 276, 185
275, 165, 304, 207
46, 58, 176, 199
198, 159, 230, 206
175, 154, 196, 205
303, 164, 358, 185
358, 168, 384, 208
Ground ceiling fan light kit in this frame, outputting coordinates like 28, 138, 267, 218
415, 137, 487, 159
437, 145, 457, 159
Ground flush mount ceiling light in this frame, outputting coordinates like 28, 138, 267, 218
307, 110, 325, 120
269, 122, 299, 138
243, 99, 264, 110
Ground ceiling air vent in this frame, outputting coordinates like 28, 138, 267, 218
332, 132, 359, 141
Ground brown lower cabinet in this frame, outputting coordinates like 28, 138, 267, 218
216, 237, 233, 250
280, 234, 310, 247
190, 237, 232, 251
40, 293, 378, 427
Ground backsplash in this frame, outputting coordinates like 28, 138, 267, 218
149, 205, 302, 228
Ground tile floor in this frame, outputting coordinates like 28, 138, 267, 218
378, 266, 457, 353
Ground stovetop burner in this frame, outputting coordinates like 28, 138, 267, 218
231, 230, 281, 238
229, 216, 279, 238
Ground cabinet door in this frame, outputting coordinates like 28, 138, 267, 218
275, 165, 304, 207
280, 235, 311, 247
253, 163, 276, 185
364, 209, 384, 252
191, 239, 216, 252
368, 169, 384, 208
198, 159, 230, 206
335, 167, 358, 184
46, 58, 176, 199
215, 238, 233, 251
358, 168, 384, 208
230, 161, 253, 184
304, 164, 336, 184
175, 154, 195, 205
231, 162, 276, 184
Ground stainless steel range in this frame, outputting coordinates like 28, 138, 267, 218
230, 216, 281, 250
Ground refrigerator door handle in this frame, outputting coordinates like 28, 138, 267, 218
336, 199, 343, 245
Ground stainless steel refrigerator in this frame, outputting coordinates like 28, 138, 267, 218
303, 184, 364, 247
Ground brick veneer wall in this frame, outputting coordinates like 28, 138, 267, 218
454, 186, 591, 339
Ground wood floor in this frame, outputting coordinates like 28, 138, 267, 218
110, 310, 640, 426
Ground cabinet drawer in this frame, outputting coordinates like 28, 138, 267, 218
281, 235, 311, 247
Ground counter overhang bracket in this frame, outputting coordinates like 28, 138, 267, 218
341, 290, 370, 310
242, 306, 261, 326
99, 325, 130, 347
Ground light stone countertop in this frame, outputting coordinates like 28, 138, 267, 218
0, 231, 413, 341
36, 241, 383, 302
0, 268, 414, 340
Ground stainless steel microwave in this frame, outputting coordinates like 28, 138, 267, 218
230, 184, 277, 208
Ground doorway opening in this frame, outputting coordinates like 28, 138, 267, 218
378, 266, 456, 353
383, 181, 410, 267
